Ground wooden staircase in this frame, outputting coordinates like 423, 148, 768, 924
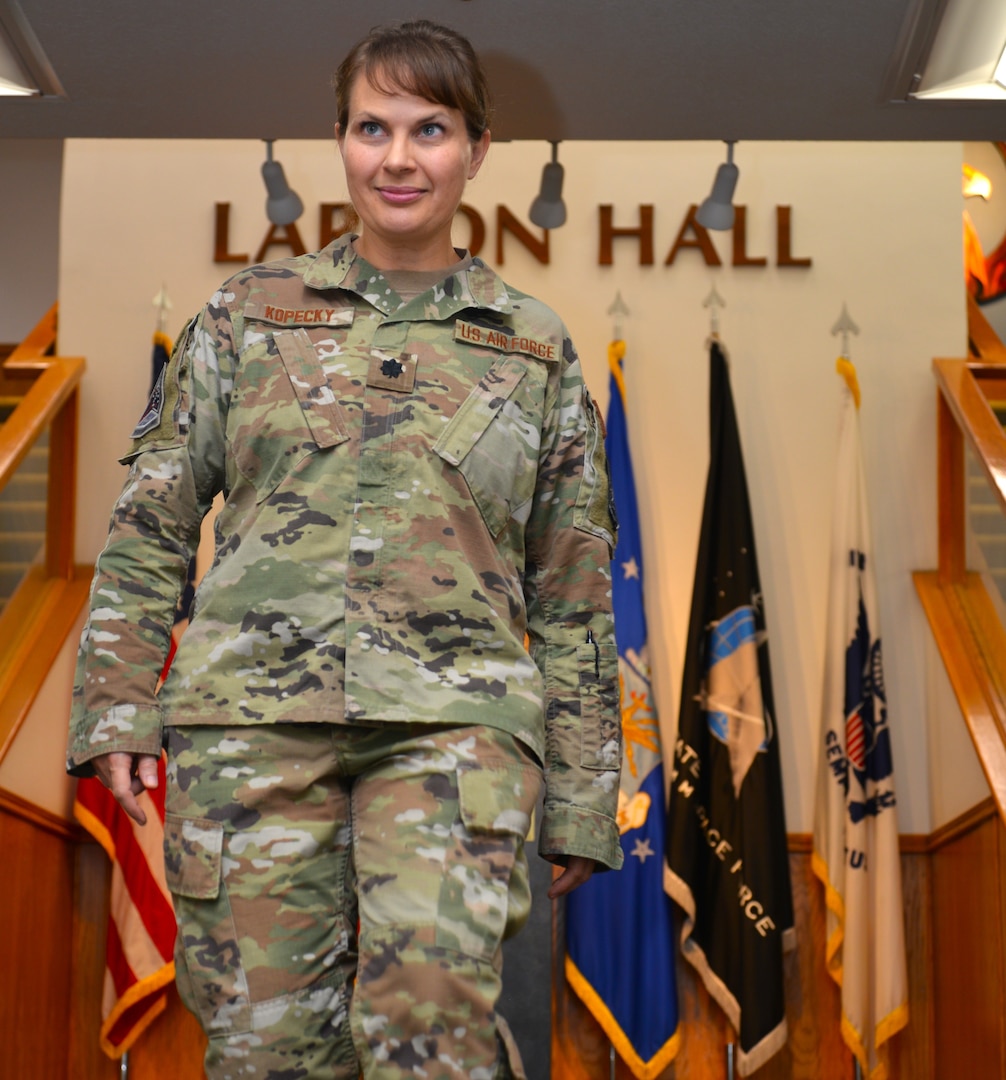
0, 399, 47, 609
915, 294, 1006, 827
0, 304, 91, 763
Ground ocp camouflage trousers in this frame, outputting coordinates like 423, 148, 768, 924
164, 722, 543, 1079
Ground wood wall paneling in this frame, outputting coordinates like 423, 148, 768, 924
70, 840, 118, 1080
552, 845, 934, 1080
5, 778, 1006, 1079
0, 790, 75, 1080
124, 984, 208, 1078
931, 810, 1006, 1078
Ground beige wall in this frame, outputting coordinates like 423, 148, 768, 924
54, 137, 972, 833
0, 139, 62, 341
0, 612, 83, 818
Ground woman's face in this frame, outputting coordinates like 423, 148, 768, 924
336, 73, 490, 270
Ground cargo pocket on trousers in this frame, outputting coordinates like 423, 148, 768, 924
163, 813, 251, 1034
442, 760, 544, 958
577, 641, 621, 770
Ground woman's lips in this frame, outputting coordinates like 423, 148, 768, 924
378, 187, 424, 205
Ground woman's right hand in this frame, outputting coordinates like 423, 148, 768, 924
92, 751, 161, 826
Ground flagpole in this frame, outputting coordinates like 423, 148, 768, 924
609, 1044, 616, 1080
120, 1050, 129, 1079
726, 1041, 735, 1080
853, 1061, 862, 1080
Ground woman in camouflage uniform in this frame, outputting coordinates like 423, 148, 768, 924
69, 20, 621, 1080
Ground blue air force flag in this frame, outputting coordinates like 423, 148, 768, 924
666, 340, 794, 1077
565, 340, 680, 1079
811, 360, 908, 1080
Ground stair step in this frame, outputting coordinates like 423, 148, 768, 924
17, 446, 48, 475
968, 484, 1004, 504
0, 500, 46, 531
969, 508, 1006, 530
0, 564, 31, 598
0, 475, 46, 500
974, 549, 1006, 571
0, 533, 45, 562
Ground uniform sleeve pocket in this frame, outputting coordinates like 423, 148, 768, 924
458, 761, 543, 839
572, 394, 618, 555
577, 642, 621, 770
163, 813, 224, 900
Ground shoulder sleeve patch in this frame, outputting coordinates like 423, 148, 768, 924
119, 317, 196, 465
130, 363, 167, 439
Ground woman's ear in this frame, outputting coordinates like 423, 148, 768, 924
468, 130, 491, 180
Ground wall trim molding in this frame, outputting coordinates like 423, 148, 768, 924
926, 795, 997, 852
5, 789, 996, 855
787, 798, 993, 857
0, 784, 82, 841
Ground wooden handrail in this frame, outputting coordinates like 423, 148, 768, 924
0, 304, 91, 765
967, 293, 1006, 364
1, 302, 83, 487
933, 358, 1006, 521
0, 356, 85, 488
915, 572, 1006, 829
919, 300, 1006, 829
5, 301, 58, 370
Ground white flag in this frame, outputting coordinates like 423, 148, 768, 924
811, 359, 909, 1080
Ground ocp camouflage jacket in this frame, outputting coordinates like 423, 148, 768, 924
68, 235, 623, 870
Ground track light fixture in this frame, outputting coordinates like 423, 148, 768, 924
529, 141, 566, 230
696, 141, 739, 232
262, 140, 304, 226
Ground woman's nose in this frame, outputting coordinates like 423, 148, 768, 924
383, 131, 414, 171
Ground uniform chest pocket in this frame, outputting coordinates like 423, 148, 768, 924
229, 328, 350, 502
432, 355, 544, 539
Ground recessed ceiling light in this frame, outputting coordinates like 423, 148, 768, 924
0, 31, 37, 95
912, 0, 1006, 101
994, 42, 1006, 92
0, 0, 65, 99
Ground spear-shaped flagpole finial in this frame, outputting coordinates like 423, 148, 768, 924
606, 290, 631, 340
703, 284, 727, 337
152, 284, 173, 334
831, 302, 860, 360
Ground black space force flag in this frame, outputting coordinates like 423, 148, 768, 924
666, 341, 795, 1076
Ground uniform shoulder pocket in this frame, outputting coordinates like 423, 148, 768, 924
274, 328, 350, 449
433, 355, 544, 538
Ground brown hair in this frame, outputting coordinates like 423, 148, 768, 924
334, 20, 492, 142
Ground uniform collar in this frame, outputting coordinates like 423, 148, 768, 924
302, 234, 514, 319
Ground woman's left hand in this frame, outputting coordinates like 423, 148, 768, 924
546, 855, 596, 899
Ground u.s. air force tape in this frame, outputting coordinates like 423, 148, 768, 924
454, 320, 558, 361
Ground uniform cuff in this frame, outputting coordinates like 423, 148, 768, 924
66, 705, 164, 777
539, 801, 624, 871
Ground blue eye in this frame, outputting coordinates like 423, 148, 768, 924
360, 121, 382, 137
419, 123, 443, 137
